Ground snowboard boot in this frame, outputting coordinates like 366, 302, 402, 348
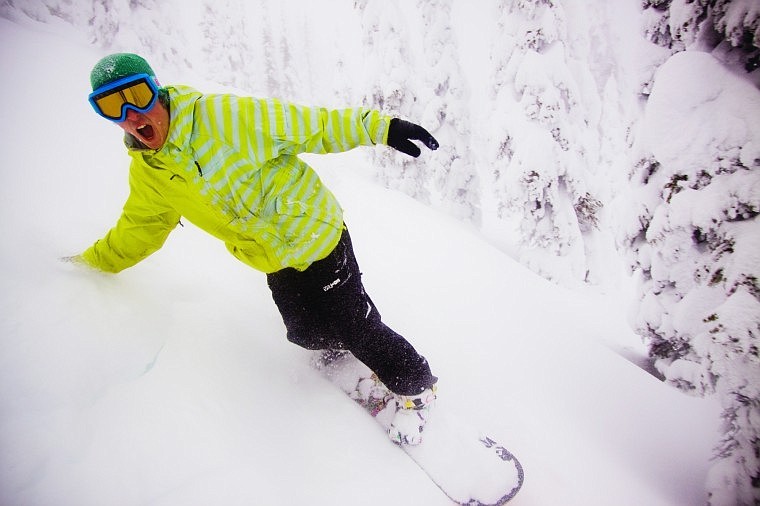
353, 374, 394, 416
388, 384, 437, 446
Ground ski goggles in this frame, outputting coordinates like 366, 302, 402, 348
88, 73, 160, 122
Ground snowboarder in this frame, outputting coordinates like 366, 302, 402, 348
62, 53, 439, 445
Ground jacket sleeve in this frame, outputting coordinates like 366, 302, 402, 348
254, 99, 392, 156
81, 163, 180, 273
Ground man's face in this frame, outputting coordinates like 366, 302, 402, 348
117, 100, 170, 150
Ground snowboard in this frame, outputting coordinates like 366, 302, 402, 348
313, 351, 524, 505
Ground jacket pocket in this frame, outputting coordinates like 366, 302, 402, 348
274, 197, 310, 217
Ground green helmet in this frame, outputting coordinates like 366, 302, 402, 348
90, 53, 157, 91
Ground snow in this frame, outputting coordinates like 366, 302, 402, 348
0, 13, 721, 506
615, 37, 760, 505
642, 51, 760, 174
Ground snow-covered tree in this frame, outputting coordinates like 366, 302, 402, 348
199, 0, 256, 93
627, 3, 760, 503
642, 0, 760, 71
354, 0, 429, 200
323, 32, 354, 107
258, 0, 283, 97
0, 0, 191, 72
277, 25, 297, 99
486, 0, 603, 285
89, 0, 121, 48
415, 0, 479, 223
0, 0, 91, 27
259, 4, 313, 102
90, 0, 190, 71
618, 51, 760, 506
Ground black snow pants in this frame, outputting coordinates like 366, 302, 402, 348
266, 226, 436, 396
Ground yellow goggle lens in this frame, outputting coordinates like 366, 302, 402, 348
93, 80, 156, 120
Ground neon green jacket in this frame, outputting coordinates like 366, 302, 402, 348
81, 85, 391, 273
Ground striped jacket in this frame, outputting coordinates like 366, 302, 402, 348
81, 85, 391, 273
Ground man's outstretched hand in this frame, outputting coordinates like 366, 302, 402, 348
59, 255, 92, 270
386, 118, 439, 158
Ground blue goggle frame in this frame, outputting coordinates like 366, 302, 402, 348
88, 73, 160, 122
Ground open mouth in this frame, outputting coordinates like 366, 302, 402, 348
136, 124, 155, 142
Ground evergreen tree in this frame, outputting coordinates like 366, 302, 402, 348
259, 0, 281, 97
0, 0, 90, 26
416, 0, 480, 223
628, 2, 760, 503
0, 0, 190, 72
87, 0, 191, 72
642, 0, 760, 71
354, 0, 427, 201
256, 4, 304, 101
200, 0, 255, 93
487, 0, 603, 285
619, 51, 760, 506
277, 24, 296, 99
89, 0, 120, 48
325, 32, 353, 106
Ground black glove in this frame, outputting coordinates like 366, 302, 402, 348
386, 118, 439, 158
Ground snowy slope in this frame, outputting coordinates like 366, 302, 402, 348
0, 18, 720, 506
